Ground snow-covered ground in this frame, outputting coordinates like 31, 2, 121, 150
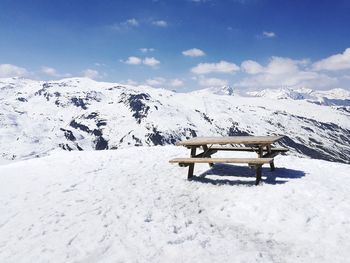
1, 146, 350, 263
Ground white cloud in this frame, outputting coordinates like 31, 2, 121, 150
140, 48, 155, 53
191, 60, 240, 74
145, 77, 184, 87
41, 66, 71, 78
0, 64, 28, 78
152, 20, 168, 27
146, 77, 166, 86
41, 66, 59, 77
249, 57, 301, 75
82, 69, 99, 79
170, 78, 184, 87
110, 18, 139, 31
123, 56, 160, 67
124, 56, 142, 65
143, 57, 160, 67
312, 48, 350, 71
198, 77, 228, 87
125, 18, 139, 27
238, 57, 337, 89
241, 60, 264, 74
94, 62, 106, 67
262, 31, 276, 38
182, 48, 206, 57
122, 79, 139, 86
190, 0, 211, 3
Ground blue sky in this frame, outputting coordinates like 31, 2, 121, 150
1, 0, 350, 91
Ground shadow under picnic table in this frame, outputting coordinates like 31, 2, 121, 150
192, 163, 305, 186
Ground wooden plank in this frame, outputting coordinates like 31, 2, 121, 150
179, 149, 217, 167
177, 136, 284, 146
169, 157, 273, 164
209, 146, 258, 152
207, 146, 288, 152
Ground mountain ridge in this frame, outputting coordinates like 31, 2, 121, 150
1, 77, 349, 164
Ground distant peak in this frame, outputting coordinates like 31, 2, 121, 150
246, 86, 350, 102
220, 85, 234, 95
196, 85, 234, 96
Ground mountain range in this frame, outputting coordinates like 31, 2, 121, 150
1, 77, 349, 164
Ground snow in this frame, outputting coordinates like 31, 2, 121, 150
1, 146, 350, 262
246, 88, 308, 100
246, 86, 350, 106
1, 77, 350, 165
192, 85, 234, 96
1, 77, 350, 261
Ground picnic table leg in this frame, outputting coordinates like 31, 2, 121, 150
255, 146, 264, 185
187, 146, 197, 180
255, 165, 262, 185
258, 145, 264, 157
202, 145, 214, 167
266, 145, 275, 171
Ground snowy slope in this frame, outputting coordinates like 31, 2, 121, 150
0, 146, 350, 263
246, 87, 350, 106
1, 77, 350, 164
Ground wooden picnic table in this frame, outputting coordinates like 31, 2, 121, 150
177, 136, 284, 146
169, 135, 287, 185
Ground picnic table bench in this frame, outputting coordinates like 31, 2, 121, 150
169, 136, 288, 185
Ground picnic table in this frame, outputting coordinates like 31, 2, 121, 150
169, 136, 288, 185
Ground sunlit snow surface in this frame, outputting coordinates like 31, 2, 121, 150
1, 146, 350, 263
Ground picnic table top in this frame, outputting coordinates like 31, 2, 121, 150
177, 135, 284, 146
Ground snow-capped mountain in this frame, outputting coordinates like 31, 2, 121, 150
1, 77, 349, 164
195, 85, 234, 96
246, 87, 350, 106
246, 88, 310, 100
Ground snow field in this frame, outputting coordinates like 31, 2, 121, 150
0, 146, 350, 262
